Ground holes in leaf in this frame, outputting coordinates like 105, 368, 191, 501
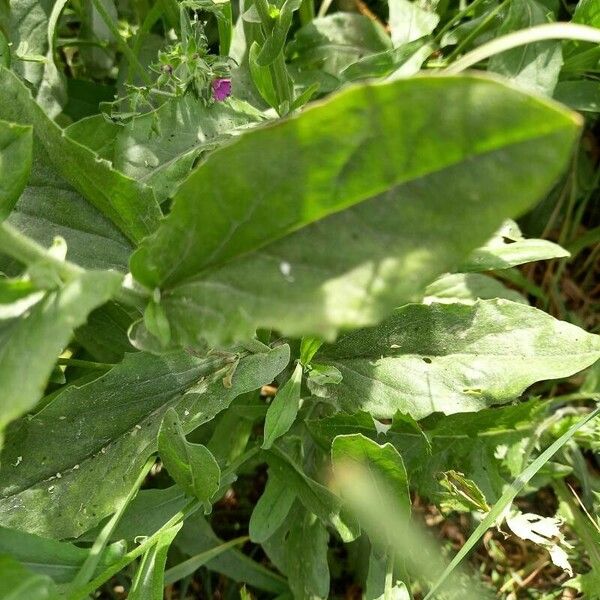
422, 357, 432, 364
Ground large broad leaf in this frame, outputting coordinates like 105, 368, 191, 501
112, 96, 266, 203
313, 300, 600, 419
0, 146, 132, 274
0, 345, 289, 538
309, 400, 545, 504
0, 270, 122, 444
488, 0, 563, 96
0, 67, 161, 244
249, 471, 296, 543
460, 219, 569, 271
0, 119, 32, 221
422, 273, 528, 305
130, 75, 580, 346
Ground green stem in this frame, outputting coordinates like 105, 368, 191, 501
0, 221, 82, 280
444, 0, 509, 64
384, 551, 395, 599
218, 2, 233, 56
70, 499, 201, 599
299, 0, 314, 25
57, 358, 115, 371
90, 0, 152, 85
253, 0, 292, 114
423, 405, 600, 600
68, 458, 155, 592
0, 221, 149, 312
433, 0, 488, 43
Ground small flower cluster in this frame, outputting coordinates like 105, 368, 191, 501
153, 14, 232, 103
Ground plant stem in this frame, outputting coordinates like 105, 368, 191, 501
444, 0, 509, 64
57, 358, 115, 371
90, 0, 152, 85
433, 0, 488, 43
0, 221, 149, 311
0, 221, 82, 280
423, 404, 600, 600
68, 457, 155, 592
70, 498, 201, 599
218, 1, 233, 56
446, 23, 600, 73
299, 0, 314, 25
253, 0, 293, 115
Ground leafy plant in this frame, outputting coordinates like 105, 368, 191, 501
0, 0, 599, 598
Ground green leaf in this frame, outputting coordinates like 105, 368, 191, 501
554, 80, 600, 113
110, 95, 265, 203
331, 433, 410, 539
249, 471, 296, 542
0, 67, 161, 244
7, 0, 67, 118
288, 13, 391, 79
158, 408, 220, 507
265, 447, 359, 541
308, 400, 546, 504
0, 525, 118, 583
0, 269, 122, 444
314, 300, 600, 419
438, 470, 490, 513
461, 220, 569, 271
284, 508, 330, 600
0, 147, 132, 274
262, 363, 303, 449
0, 555, 59, 600
256, 0, 302, 67
128, 522, 182, 600
131, 75, 580, 345
0, 345, 289, 538
249, 41, 279, 108
365, 550, 410, 600
423, 273, 528, 305
388, 0, 439, 47
0, 120, 32, 222
341, 40, 429, 83
487, 0, 563, 95
164, 535, 250, 585
144, 300, 171, 347
299, 337, 323, 366
176, 513, 288, 593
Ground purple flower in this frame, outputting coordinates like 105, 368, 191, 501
212, 78, 231, 101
